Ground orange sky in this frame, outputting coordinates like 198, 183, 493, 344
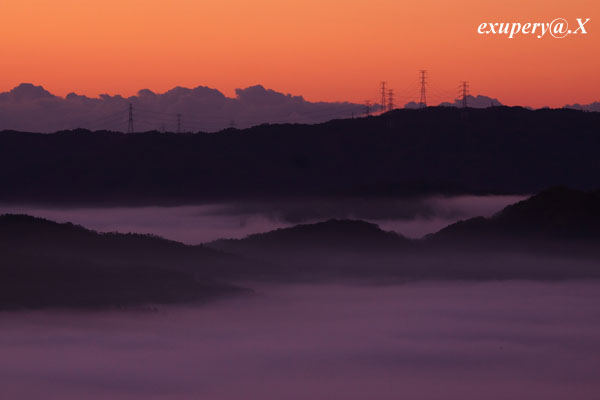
0, 0, 598, 107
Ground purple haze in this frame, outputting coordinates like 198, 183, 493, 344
1, 282, 599, 399
0, 195, 526, 243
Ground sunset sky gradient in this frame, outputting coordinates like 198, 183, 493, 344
1, 0, 598, 107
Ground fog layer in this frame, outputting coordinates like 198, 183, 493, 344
1, 282, 599, 400
0, 195, 525, 244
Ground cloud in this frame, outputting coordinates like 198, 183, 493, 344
439, 94, 503, 108
0, 83, 364, 133
564, 102, 600, 112
0, 83, 56, 102
403, 95, 503, 109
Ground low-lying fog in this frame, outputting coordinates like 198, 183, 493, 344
2, 282, 599, 399
0, 195, 525, 243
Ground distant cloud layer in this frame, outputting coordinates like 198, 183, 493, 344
404, 94, 503, 109
0, 83, 365, 133
1, 84, 595, 133
564, 102, 600, 112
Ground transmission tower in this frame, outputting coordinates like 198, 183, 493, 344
365, 100, 371, 116
419, 70, 427, 108
387, 89, 394, 112
127, 103, 134, 133
380, 81, 386, 114
459, 81, 470, 108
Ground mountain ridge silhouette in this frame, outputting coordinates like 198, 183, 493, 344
1, 106, 599, 203
3, 186, 600, 309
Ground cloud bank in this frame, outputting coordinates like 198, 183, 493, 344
2, 84, 596, 133
0, 83, 365, 133
404, 94, 503, 109
564, 101, 600, 112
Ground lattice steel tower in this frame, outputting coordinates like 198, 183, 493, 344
419, 70, 427, 108
380, 81, 387, 113
127, 103, 134, 133
460, 81, 470, 108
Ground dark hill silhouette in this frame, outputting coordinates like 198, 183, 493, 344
207, 188, 600, 280
207, 219, 415, 280
4, 187, 600, 310
210, 187, 600, 255
0, 215, 248, 310
429, 187, 600, 246
1, 107, 600, 204
0, 214, 221, 267
210, 219, 411, 252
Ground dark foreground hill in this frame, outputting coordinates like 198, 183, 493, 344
208, 220, 415, 280
3, 187, 600, 310
207, 187, 600, 280
0, 215, 249, 310
210, 219, 411, 254
1, 107, 600, 204
428, 187, 600, 249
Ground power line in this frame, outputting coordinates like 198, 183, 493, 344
84, 111, 129, 131
82, 75, 475, 132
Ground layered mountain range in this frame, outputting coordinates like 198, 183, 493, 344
2, 187, 599, 310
